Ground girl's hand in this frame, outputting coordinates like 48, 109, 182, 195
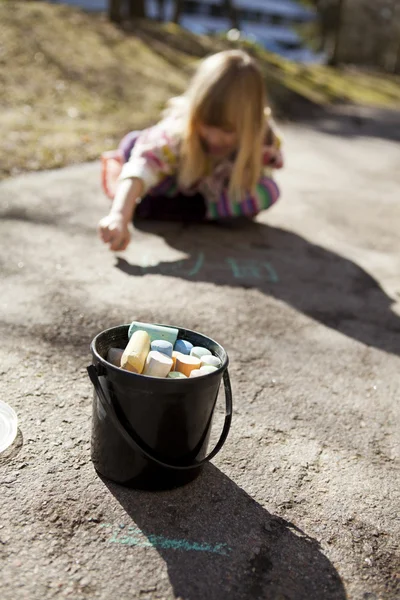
98, 213, 131, 251
262, 145, 283, 168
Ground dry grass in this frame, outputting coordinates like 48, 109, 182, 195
0, 2, 204, 178
1, 1, 399, 179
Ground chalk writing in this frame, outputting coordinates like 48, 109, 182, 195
187, 252, 205, 276
226, 258, 278, 282
139, 253, 278, 282
101, 523, 231, 556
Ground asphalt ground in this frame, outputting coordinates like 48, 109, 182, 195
1, 116, 399, 600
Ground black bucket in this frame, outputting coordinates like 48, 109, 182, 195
87, 324, 232, 490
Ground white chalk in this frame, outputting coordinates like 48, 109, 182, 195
190, 365, 218, 378
200, 355, 222, 369
200, 365, 218, 374
190, 346, 212, 360
189, 369, 203, 378
143, 350, 173, 378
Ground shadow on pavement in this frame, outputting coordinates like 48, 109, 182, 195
301, 106, 400, 144
103, 465, 347, 600
115, 220, 400, 357
274, 100, 400, 143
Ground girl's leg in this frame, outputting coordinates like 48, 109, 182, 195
252, 176, 280, 213
101, 131, 143, 200
206, 176, 280, 220
101, 150, 124, 200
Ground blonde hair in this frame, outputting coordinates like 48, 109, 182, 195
168, 50, 267, 201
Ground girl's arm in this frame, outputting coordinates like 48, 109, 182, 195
98, 121, 179, 251
98, 177, 144, 251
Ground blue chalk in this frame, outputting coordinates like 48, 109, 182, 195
151, 339, 173, 358
174, 339, 193, 355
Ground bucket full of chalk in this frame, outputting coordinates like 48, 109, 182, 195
87, 322, 232, 489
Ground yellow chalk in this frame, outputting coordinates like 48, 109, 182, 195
120, 330, 150, 374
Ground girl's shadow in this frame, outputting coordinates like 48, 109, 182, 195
102, 464, 347, 600
116, 219, 400, 357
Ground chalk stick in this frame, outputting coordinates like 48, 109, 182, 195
151, 339, 173, 358
106, 347, 124, 367
174, 339, 193, 355
143, 351, 173, 378
190, 346, 212, 360
200, 365, 218, 374
175, 354, 201, 377
167, 371, 187, 379
172, 350, 184, 371
189, 369, 202, 378
200, 355, 222, 369
120, 330, 150, 374
190, 365, 218, 378
128, 321, 178, 346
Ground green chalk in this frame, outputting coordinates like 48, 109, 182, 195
167, 371, 187, 379
128, 321, 178, 346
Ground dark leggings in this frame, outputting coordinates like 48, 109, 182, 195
134, 192, 207, 224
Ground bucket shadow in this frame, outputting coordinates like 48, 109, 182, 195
102, 464, 347, 600
116, 220, 400, 356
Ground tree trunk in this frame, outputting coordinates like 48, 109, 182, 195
330, 0, 345, 66
395, 40, 400, 74
127, 0, 146, 19
315, 0, 328, 52
109, 0, 122, 23
173, 0, 184, 23
223, 0, 239, 30
156, 0, 165, 21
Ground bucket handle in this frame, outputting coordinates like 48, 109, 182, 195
87, 365, 233, 471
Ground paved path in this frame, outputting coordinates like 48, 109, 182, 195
0, 119, 399, 600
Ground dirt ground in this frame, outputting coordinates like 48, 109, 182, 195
0, 110, 399, 600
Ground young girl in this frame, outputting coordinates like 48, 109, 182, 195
98, 49, 283, 251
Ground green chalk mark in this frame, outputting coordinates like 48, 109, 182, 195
104, 524, 231, 556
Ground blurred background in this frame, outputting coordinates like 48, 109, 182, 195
49, 0, 400, 70
1, 0, 399, 179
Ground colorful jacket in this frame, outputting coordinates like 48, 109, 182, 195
103, 114, 283, 205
